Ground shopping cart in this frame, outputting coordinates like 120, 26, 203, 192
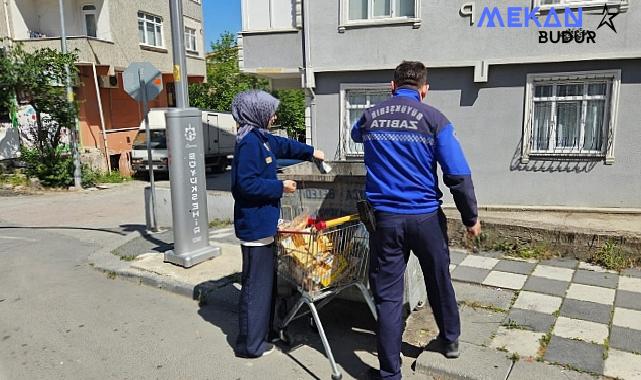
276, 214, 377, 380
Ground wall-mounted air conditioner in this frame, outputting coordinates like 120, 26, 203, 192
98, 75, 119, 88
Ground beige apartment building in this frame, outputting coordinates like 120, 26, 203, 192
0, 0, 206, 170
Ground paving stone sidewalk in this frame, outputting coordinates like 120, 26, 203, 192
422, 250, 641, 380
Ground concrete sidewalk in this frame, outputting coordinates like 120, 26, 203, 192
93, 226, 641, 379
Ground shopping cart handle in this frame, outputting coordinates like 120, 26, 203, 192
310, 214, 360, 231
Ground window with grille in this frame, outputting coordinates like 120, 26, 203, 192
185, 27, 197, 53
522, 71, 620, 164
138, 12, 164, 48
341, 85, 390, 157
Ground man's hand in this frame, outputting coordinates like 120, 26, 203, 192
283, 180, 297, 193
466, 219, 481, 237
313, 150, 325, 161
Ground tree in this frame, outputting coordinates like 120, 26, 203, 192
272, 89, 306, 140
189, 32, 268, 112
0, 40, 79, 186
190, 32, 307, 140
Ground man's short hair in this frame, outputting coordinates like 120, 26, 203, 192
394, 61, 428, 88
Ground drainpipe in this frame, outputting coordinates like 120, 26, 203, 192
301, 0, 316, 146
3, 0, 12, 42
91, 62, 111, 173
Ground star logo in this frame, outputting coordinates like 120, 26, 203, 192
597, 4, 619, 33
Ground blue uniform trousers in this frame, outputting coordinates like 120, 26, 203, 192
370, 210, 460, 380
235, 244, 276, 357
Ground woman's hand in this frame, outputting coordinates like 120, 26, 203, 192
313, 150, 325, 161
283, 180, 297, 193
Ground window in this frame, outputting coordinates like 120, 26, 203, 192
242, 0, 295, 31
340, 0, 421, 31
522, 71, 620, 164
340, 85, 390, 157
535, 0, 629, 10
82, 5, 97, 38
185, 27, 197, 53
138, 12, 164, 48
348, 0, 416, 19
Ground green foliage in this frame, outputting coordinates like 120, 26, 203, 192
189, 32, 268, 112
1, 41, 79, 187
0, 173, 29, 187
491, 238, 555, 261
20, 146, 73, 188
590, 240, 632, 271
81, 167, 130, 188
272, 89, 306, 140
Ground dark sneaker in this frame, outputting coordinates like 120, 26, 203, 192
442, 340, 459, 359
425, 337, 460, 359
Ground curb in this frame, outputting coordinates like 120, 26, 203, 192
88, 232, 235, 306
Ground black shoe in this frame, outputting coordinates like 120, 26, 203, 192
441, 339, 459, 359
425, 337, 460, 359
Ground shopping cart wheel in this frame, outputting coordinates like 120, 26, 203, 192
278, 329, 293, 346
331, 373, 342, 380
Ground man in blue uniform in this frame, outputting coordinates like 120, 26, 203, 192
352, 61, 481, 380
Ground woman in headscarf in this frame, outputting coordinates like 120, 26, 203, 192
231, 90, 325, 358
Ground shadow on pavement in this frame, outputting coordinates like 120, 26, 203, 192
193, 279, 388, 380
111, 225, 174, 258
0, 225, 131, 236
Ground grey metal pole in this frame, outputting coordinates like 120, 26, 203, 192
169, 0, 189, 108
140, 68, 159, 232
58, 0, 82, 189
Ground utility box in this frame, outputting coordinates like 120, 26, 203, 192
278, 161, 428, 312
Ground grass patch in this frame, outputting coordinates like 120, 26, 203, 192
209, 218, 232, 228
460, 300, 507, 313
502, 319, 529, 330
537, 331, 553, 358
491, 238, 556, 261
106, 271, 117, 280
0, 174, 29, 188
552, 309, 561, 318
509, 352, 520, 362
82, 168, 130, 188
589, 240, 632, 271
119, 255, 137, 262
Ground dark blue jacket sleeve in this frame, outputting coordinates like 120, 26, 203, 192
435, 123, 478, 227
350, 114, 366, 143
235, 139, 283, 200
268, 135, 314, 160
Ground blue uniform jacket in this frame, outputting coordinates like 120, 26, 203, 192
351, 88, 478, 226
232, 129, 314, 241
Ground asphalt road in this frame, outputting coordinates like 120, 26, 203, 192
0, 183, 416, 380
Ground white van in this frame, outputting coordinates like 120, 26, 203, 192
131, 109, 236, 174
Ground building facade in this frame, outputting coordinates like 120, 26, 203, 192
239, 0, 641, 209
0, 0, 206, 170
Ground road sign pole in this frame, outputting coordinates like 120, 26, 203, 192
163, 0, 220, 267
140, 68, 159, 233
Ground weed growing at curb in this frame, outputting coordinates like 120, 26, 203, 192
491, 238, 556, 261
460, 300, 507, 313
589, 240, 633, 271
209, 218, 233, 228
106, 271, 117, 280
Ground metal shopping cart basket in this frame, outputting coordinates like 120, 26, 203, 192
276, 214, 377, 380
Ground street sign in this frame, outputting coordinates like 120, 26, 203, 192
123, 62, 163, 232
123, 62, 163, 102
